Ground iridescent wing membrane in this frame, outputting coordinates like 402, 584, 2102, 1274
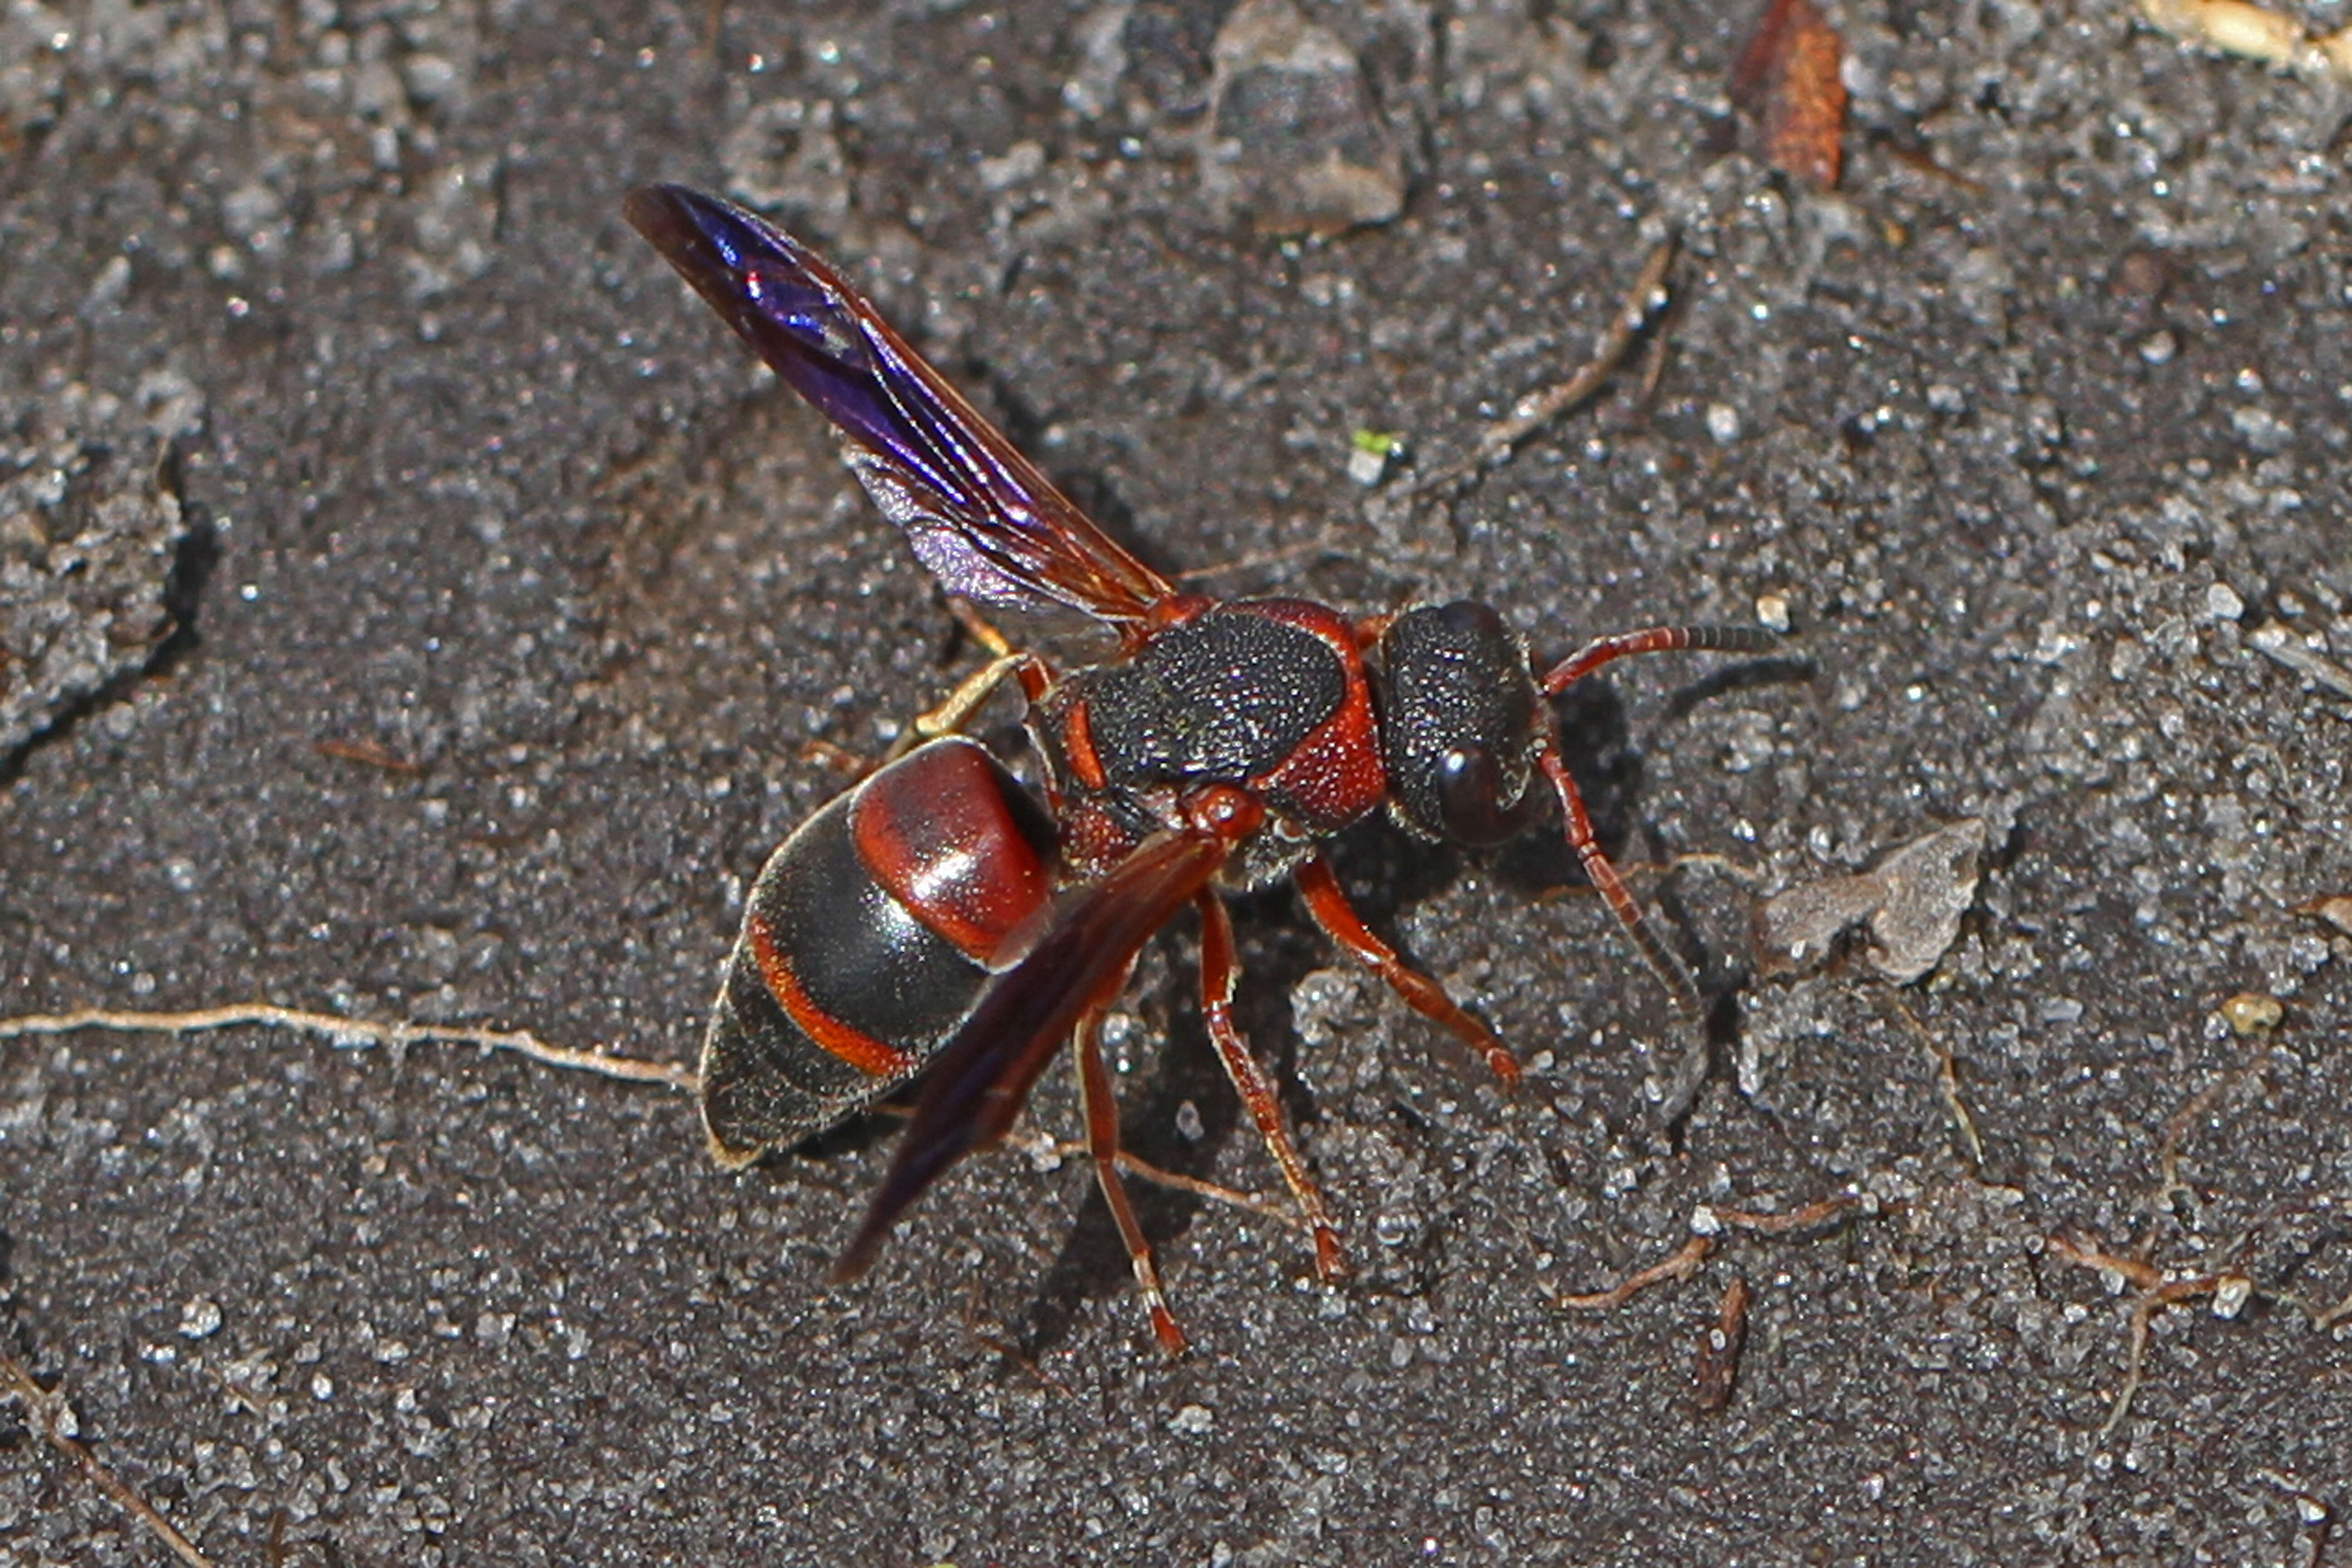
625, 183, 1175, 627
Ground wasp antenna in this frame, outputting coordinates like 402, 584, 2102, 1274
1539, 625, 1780, 696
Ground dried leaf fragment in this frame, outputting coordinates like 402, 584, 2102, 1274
1756, 818, 1987, 984
1729, 0, 1849, 190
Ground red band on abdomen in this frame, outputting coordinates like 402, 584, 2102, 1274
746, 911, 915, 1079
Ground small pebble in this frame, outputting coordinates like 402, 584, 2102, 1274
179, 1298, 224, 1340
2220, 992, 2283, 1037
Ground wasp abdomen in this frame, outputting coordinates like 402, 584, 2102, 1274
699, 738, 1060, 1165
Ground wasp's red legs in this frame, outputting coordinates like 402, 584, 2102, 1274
1194, 889, 1348, 1284
1292, 854, 1522, 1088
1537, 750, 1702, 1020
1073, 1002, 1189, 1356
835, 822, 1240, 1284
1534, 622, 1777, 1019
889, 601, 1057, 763
899, 649, 1053, 746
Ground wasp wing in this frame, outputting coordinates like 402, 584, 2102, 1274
626, 182, 1176, 626
832, 825, 1235, 1282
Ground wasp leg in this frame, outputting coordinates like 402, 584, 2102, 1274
1195, 888, 1348, 1283
888, 599, 1057, 761
1293, 853, 1522, 1087
1073, 1002, 1188, 1356
836, 822, 1239, 1283
1532, 622, 1779, 1018
1537, 750, 1702, 1020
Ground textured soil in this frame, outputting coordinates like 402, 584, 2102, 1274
5, 2, 2349, 1563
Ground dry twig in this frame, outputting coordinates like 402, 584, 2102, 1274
1392, 235, 1679, 500
2047, 1233, 2248, 1438
0, 1003, 696, 1092
1550, 1235, 1716, 1311
0, 1348, 219, 1568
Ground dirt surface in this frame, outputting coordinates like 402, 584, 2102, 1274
5, 1, 2350, 1563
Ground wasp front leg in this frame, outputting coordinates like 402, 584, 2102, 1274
1292, 853, 1523, 1087
890, 599, 1058, 763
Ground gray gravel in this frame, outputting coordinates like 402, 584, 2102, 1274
4, 1, 2349, 1563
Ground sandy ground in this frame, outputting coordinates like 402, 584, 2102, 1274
5, 1, 2350, 1562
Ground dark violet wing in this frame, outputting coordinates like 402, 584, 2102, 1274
831, 825, 1236, 1282
626, 182, 1176, 625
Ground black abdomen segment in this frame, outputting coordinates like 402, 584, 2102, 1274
699, 738, 1059, 1165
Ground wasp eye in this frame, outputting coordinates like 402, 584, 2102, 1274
1434, 744, 1536, 847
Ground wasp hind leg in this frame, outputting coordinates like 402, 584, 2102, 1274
1195, 889, 1349, 1284
1074, 1003, 1189, 1356
890, 598, 1055, 761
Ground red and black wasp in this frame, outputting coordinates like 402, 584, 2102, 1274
627, 183, 1776, 1352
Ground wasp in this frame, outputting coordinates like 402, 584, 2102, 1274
627, 184, 1775, 1352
